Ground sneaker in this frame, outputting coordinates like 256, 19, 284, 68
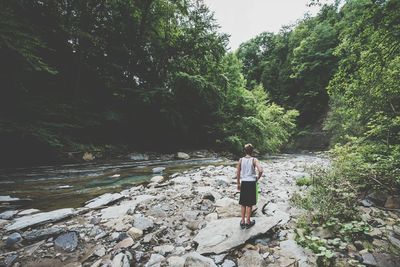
245, 220, 255, 229
240, 220, 246, 229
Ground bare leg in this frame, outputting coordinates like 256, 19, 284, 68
246, 206, 252, 224
241, 206, 246, 223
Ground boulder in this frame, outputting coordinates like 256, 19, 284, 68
184, 252, 217, 267
129, 153, 149, 161
154, 244, 174, 256
221, 259, 236, 267
6, 232, 22, 247
85, 193, 124, 209
5, 208, 76, 231
112, 252, 131, 267
194, 216, 288, 254
133, 214, 154, 230
279, 239, 315, 267
100, 200, 136, 219
177, 152, 190, 160
82, 152, 95, 161
238, 250, 266, 267
0, 210, 19, 220
17, 209, 40, 216
146, 253, 165, 267
385, 196, 400, 209
23, 227, 65, 241
127, 227, 143, 240
114, 237, 134, 250
167, 256, 185, 267
0, 195, 20, 202
151, 176, 164, 183
54, 232, 78, 252
215, 198, 241, 218
4, 254, 18, 267
152, 167, 166, 173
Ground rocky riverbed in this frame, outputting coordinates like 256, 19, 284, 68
0, 153, 332, 266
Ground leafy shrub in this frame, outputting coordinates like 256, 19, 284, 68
296, 176, 312, 186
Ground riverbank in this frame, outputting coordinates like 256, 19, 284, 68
1, 153, 331, 267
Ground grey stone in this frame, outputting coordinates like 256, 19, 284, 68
184, 252, 217, 267
133, 214, 154, 230
23, 227, 65, 241
279, 239, 314, 267
361, 252, 377, 266
6, 232, 22, 247
177, 152, 190, 160
112, 252, 130, 267
6, 208, 76, 231
152, 167, 166, 173
0, 195, 20, 202
146, 253, 165, 267
0, 210, 18, 220
85, 193, 124, 209
18, 209, 40, 216
54, 232, 78, 252
194, 215, 288, 254
114, 237, 134, 250
221, 259, 236, 267
238, 250, 266, 267
154, 244, 174, 256
5, 254, 18, 267
167, 256, 185, 267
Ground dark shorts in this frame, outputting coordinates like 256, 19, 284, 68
239, 181, 256, 206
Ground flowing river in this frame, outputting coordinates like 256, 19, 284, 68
0, 156, 231, 212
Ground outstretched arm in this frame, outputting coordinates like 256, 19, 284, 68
255, 159, 263, 181
236, 159, 241, 191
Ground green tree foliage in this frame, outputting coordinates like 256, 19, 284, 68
325, 0, 400, 190
0, 0, 297, 165
237, 5, 340, 127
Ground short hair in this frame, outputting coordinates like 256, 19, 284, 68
244, 143, 254, 155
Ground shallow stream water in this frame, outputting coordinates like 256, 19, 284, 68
0, 157, 231, 212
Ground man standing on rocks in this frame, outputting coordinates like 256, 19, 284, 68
237, 143, 263, 229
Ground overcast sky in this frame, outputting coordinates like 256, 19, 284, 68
203, 0, 334, 50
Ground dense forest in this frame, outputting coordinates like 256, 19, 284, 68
1, 0, 399, 265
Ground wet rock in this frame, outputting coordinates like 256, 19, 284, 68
366, 192, 387, 207
0, 195, 20, 202
130, 153, 149, 161
194, 216, 288, 254
167, 256, 185, 267
128, 227, 143, 240
360, 199, 374, 207
177, 152, 190, 160
85, 193, 124, 209
6, 208, 76, 231
112, 252, 130, 267
133, 214, 154, 230
385, 196, 400, 209
238, 250, 266, 267
114, 237, 134, 250
151, 176, 164, 183
373, 253, 400, 267
154, 244, 174, 255
146, 253, 165, 267
184, 252, 217, 267
152, 167, 166, 173
17, 209, 40, 216
0, 210, 19, 220
54, 232, 78, 252
6, 232, 22, 247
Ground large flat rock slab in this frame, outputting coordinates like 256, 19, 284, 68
5, 208, 76, 231
194, 215, 289, 255
85, 193, 124, 209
